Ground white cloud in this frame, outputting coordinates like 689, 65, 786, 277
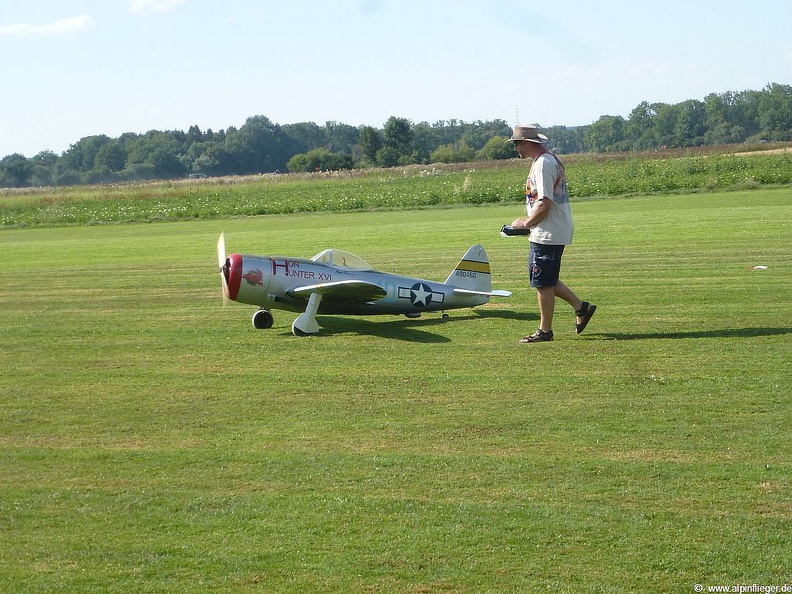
0, 14, 95, 37
129, 0, 186, 13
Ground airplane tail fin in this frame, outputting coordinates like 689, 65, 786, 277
445, 244, 510, 297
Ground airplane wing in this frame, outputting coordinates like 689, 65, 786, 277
288, 280, 387, 303
453, 288, 512, 297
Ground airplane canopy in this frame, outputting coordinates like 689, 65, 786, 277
311, 249, 374, 270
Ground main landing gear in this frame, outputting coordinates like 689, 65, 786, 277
291, 293, 322, 336
251, 309, 274, 330
250, 292, 323, 337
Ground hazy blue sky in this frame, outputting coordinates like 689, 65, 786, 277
2, 0, 790, 157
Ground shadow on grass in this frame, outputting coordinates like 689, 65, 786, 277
292, 309, 538, 343
475, 309, 538, 322
594, 327, 792, 340
313, 316, 457, 342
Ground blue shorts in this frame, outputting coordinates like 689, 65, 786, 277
528, 243, 565, 288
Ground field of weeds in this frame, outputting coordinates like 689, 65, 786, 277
1, 144, 791, 228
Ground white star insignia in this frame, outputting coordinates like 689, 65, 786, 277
411, 283, 432, 306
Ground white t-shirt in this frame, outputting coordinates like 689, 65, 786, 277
526, 152, 574, 245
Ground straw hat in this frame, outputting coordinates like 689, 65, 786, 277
508, 124, 548, 144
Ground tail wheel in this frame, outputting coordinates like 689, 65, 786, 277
252, 309, 274, 329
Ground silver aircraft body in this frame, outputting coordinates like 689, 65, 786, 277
218, 234, 510, 336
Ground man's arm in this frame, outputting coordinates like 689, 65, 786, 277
511, 197, 552, 228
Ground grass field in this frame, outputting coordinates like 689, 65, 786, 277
1, 188, 791, 593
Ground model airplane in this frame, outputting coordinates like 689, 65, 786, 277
217, 233, 511, 336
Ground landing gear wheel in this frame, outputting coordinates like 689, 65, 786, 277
291, 324, 314, 337
442, 312, 450, 320
291, 293, 322, 336
252, 309, 274, 329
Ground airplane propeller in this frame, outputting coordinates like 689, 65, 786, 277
217, 232, 229, 304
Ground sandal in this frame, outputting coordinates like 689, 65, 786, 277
575, 302, 597, 334
520, 328, 554, 343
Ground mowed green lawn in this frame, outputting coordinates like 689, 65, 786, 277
1, 189, 790, 593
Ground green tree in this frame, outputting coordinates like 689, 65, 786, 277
125, 131, 185, 178
477, 136, 514, 160
585, 115, 626, 152
286, 153, 309, 173
61, 135, 111, 172
458, 120, 510, 152
410, 122, 436, 163
94, 141, 127, 173
149, 149, 186, 178
758, 83, 792, 140
428, 119, 461, 146
186, 125, 205, 144
282, 122, 326, 154
431, 140, 476, 163
227, 115, 290, 174
359, 126, 383, 164
30, 150, 58, 186
731, 90, 762, 139
286, 148, 354, 173
383, 117, 413, 160
704, 93, 742, 145
625, 102, 659, 149
545, 125, 587, 153
376, 146, 401, 168
0, 153, 33, 187
323, 121, 359, 152
674, 99, 707, 146
193, 144, 235, 176
653, 103, 678, 147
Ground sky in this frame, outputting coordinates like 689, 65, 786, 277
2, 0, 791, 158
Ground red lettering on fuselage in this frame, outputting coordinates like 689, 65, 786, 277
271, 259, 322, 280
272, 259, 290, 275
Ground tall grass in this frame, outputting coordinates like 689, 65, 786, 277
2, 149, 791, 228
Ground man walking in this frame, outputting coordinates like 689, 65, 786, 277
508, 124, 596, 343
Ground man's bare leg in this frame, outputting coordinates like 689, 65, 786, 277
536, 286, 556, 333
553, 281, 583, 314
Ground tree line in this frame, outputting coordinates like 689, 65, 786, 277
1, 83, 790, 188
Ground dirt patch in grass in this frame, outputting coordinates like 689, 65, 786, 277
732, 146, 792, 156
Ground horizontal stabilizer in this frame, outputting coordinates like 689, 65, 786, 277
288, 280, 386, 303
453, 288, 511, 297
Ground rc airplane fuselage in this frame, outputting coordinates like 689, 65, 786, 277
218, 234, 510, 336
